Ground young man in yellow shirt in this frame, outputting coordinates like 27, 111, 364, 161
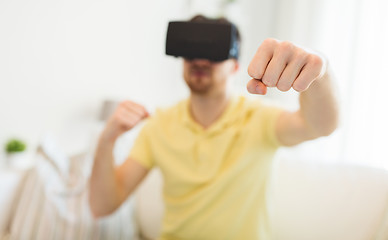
89, 15, 338, 239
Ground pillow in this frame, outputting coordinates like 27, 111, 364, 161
8, 145, 139, 240
0, 169, 29, 237
268, 158, 388, 240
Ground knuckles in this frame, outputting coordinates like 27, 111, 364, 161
262, 38, 279, 48
308, 54, 324, 68
294, 49, 309, 63
278, 41, 294, 53
247, 64, 262, 79
119, 101, 130, 108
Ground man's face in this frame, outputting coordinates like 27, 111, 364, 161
183, 58, 239, 95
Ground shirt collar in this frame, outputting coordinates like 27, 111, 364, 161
181, 95, 241, 135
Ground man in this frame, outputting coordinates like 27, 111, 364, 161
89, 15, 338, 240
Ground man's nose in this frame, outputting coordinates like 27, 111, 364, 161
190, 58, 212, 66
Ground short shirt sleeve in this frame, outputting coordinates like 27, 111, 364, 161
128, 121, 155, 169
248, 99, 283, 148
262, 105, 284, 148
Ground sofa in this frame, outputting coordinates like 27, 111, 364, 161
1, 148, 388, 240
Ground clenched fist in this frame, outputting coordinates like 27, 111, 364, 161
247, 38, 326, 95
101, 100, 149, 142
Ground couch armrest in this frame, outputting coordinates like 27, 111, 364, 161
375, 202, 388, 240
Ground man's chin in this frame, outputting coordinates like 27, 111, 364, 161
187, 83, 211, 95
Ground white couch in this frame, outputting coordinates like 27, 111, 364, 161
1, 157, 388, 240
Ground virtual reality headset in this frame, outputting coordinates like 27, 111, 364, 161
165, 21, 240, 62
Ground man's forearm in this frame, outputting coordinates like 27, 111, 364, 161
298, 67, 339, 137
89, 101, 149, 218
89, 136, 124, 217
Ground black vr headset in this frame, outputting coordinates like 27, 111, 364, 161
165, 20, 240, 62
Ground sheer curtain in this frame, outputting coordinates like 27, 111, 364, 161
334, 0, 388, 168
300, 0, 388, 168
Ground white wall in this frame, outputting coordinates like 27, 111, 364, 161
0, 0, 281, 160
0, 0, 190, 158
1, 0, 351, 164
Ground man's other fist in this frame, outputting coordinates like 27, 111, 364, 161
101, 101, 149, 142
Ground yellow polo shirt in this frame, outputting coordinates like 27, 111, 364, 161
129, 95, 283, 240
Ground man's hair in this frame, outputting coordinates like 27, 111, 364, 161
189, 15, 241, 59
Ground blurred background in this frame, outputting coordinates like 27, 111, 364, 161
0, 0, 387, 168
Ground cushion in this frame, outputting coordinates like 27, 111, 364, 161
268, 158, 388, 240
131, 156, 388, 240
7, 145, 138, 240
134, 169, 164, 240
0, 169, 29, 237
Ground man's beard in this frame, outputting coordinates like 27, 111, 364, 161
185, 66, 213, 95
186, 78, 213, 95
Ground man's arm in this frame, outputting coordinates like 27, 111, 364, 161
90, 138, 150, 217
247, 39, 339, 146
275, 69, 339, 146
89, 101, 150, 218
